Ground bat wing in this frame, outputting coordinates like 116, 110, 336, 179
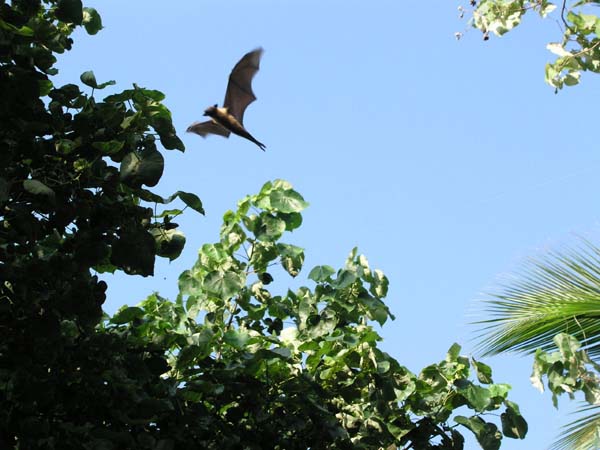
223, 48, 263, 125
186, 120, 231, 138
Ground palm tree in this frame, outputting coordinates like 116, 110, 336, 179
474, 239, 600, 449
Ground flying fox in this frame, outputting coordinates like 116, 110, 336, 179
187, 48, 266, 151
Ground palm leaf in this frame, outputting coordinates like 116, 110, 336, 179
550, 404, 600, 450
474, 239, 600, 357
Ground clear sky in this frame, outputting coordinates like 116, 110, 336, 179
54, 1, 600, 448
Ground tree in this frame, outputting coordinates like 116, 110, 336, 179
1, 1, 526, 448
460, 0, 600, 90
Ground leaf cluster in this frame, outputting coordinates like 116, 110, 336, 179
530, 333, 600, 450
463, 0, 600, 89
106, 180, 527, 449
0, 1, 201, 447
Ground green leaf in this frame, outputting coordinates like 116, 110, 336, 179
159, 132, 185, 151
23, 180, 55, 200
82, 7, 103, 34
80, 71, 116, 90
308, 265, 335, 282
175, 191, 205, 214
564, 71, 581, 86
455, 416, 502, 450
269, 189, 309, 213
111, 306, 145, 324
223, 329, 249, 349
307, 309, 337, 338
278, 243, 305, 277
133, 84, 167, 102
473, 358, 494, 384
280, 212, 303, 231
55, 139, 78, 155
370, 269, 389, 297
446, 343, 462, 362
203, 271, 246, 300
55, 0, 83, 24
120, 149, 164, 188
458, 382, 492, 412
333, 269, 357, 289
178, 343, 210, 369
38, 79, 53, 96
258, 272, 274, 284
0, 18, 34, 36
92, 140, 124, 155
151, 229, 186, 261
501, 405, 528, 439
377, 359, 391, 374
255, 215, 286, 242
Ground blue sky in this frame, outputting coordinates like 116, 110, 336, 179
54, 1, 600, 448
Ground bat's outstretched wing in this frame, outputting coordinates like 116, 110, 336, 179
186, 120, 231, 138
223, 48, 263, 125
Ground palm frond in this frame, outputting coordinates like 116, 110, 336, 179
474, 239, 600, 357
550, 404, 600, 450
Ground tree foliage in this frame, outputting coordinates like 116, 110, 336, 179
1, 0, 200, 446
461, 0, 600, 90
104, 179, 527, 449
1, 1, 527, 449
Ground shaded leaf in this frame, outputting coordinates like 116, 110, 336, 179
278, 243, 304, 277
151, 229, 186, 261
92, 140, 124, 155
455, 416, 502, 450
255, 215, 286, 242
473, 358, 494, 384
55, 0, 83, 24
0, 18, 34, 36
82, 7, 103, 34
111, 229, 155, 276
458, 382, 491, 412
120, 149, 164, 188
223, 329, 249, 349
501, 405, 528, 439
334, 269, 357, 289
80, 71, 116, 90
23, 179, 55, 200
175, 191, 204, 214
111, 306, 145, 325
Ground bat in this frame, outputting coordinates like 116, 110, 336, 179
187, 48, 266, 151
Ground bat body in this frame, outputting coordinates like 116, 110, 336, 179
187, 48, 266, 151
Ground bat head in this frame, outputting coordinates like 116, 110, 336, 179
203, 104, 218, 118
